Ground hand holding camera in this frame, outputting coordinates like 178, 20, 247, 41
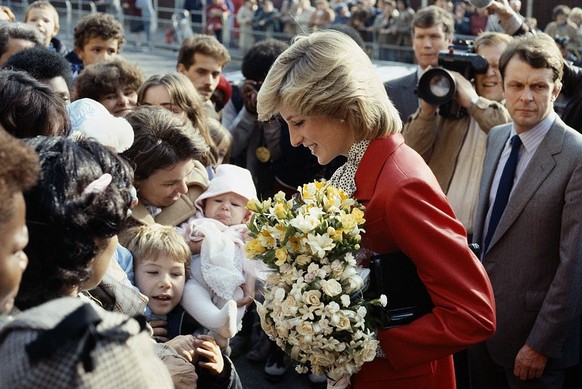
416, 42, 488, 118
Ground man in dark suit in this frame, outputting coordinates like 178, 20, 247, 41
471, 32, 582, 388
384, 6, 453, 123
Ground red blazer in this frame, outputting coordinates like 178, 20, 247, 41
351, 134, 496, 388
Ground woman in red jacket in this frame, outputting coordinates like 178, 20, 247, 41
256, 30, 496, 389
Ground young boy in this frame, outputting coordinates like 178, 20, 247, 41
23, 1, 68, 56
121, 224, 190, 323
64, 13, 125, 77
120, 223, 242, 387
180, 164, 261, 348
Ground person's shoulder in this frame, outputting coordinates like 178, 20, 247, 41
385, 71, 416, 87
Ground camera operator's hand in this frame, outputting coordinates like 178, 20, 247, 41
419, 97, 438, 116
485, 0, 512, 16
418, 65, 439, 116
241, 79, 260, 115
486, 0, 527, 34
449, 70, 479, 109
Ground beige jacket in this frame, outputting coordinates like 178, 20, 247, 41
402, 97, 511, 192
130, 160, 209, 227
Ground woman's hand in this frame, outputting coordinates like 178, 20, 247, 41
150, 319, 169, 342
194, 335, 225, 376
166, 335, 197, 363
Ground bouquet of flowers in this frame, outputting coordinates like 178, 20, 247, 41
245, 180, 386, 386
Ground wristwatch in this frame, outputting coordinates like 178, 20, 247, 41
469, 95, 479, 108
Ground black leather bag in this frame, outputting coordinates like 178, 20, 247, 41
367, 252, 434, 329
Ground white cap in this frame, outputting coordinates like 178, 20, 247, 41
67, 98, 134, 153
195, 164, 257, 211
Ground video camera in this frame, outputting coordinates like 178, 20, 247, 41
416, 39, 488, 118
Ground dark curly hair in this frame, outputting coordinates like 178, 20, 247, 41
0, 127, 39, 225
16, 136, 134, 310
74, 57, 145, 101
0, 69, 68, 138
3, 46, 73, 90
241, 38, 289, 82
73, 12, 125, 52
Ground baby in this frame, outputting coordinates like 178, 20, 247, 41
180, 164, 259, 347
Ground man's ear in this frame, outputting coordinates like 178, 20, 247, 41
177, 63, 186, 74
552, 81, 562, 101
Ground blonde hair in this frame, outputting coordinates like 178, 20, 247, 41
257, 30, 401, 140
24, 1, 59, 29
120, 224, 191, 273
207, 117, 232, 164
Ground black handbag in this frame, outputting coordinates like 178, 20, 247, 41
367, 252, 434, 329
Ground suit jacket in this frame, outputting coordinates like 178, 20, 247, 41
473, 116, 582, 368
385, 71, 419, 124
352, 135, 496, 388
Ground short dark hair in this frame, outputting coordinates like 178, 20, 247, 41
74, 57, 145, 100
412, 5, 454, 37
242, 39, 289, 82
17, 136, 134, 310
73, 13, 124, 52
499, 32, 564, 86
0, 22, 43, 57
3, 46, 73, 89
177, 34, 230, 70
0, 127, 39, 225
0, 69, 68, 138
121, 106, 210, 180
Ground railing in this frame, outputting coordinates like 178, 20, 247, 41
3, 1, 417, 62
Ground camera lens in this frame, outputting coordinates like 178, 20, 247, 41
416, 68, 456, 106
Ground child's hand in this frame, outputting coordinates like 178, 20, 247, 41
166, 335, 197, 363
150, 319, 169, 342
188, 239, 203, 254
194, 335, 225, 376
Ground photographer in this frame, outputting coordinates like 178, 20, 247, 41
403, 32, 512, 238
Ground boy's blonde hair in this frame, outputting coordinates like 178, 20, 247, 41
24, 1, 60, 30
120, 224, 191, 273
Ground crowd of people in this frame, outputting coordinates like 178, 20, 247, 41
0, 0, 582, 388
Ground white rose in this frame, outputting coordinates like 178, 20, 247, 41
295, 321, 314, 336
336, 311, 352, 331
321, 279, 343, 297
345, 274, 364, 293
355, 339, 379, 366
303, 290, 322, 306
282, 295, 298, 316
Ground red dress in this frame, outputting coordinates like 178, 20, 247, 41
351, 134, 496, 388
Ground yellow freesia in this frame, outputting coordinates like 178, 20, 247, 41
244, 238, 266, 256
275, 248, 288, 266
